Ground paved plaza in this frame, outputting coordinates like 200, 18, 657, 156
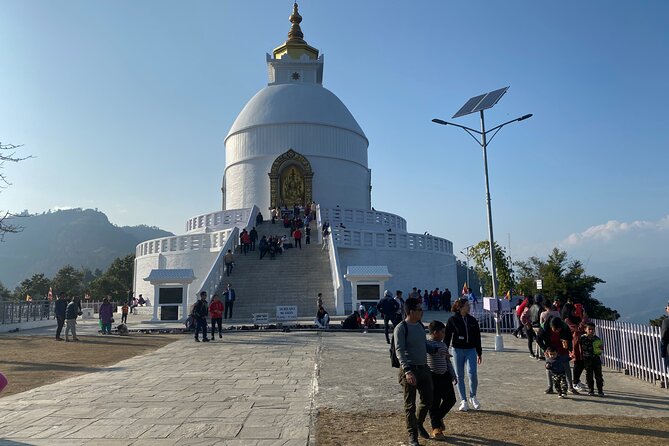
0, 321, 668, 445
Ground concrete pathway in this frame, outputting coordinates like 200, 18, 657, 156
0, 332, 321, 446
1, 329, 667, 446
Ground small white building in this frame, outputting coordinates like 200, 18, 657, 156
133, 3, 457, 315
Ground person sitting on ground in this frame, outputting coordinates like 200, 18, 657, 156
426, 320, 457, 440
341, 311, 361, 329
315, 306, 330, 329
363, 306, 377, 329
138, 295, 146, 306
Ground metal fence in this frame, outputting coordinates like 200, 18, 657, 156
0, 300, 55, 324
593, 318, 668, 389
469, 308, 517, 333
0, 299, 112, 325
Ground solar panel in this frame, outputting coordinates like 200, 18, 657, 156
452, 86, 509, 118
452, 94, 486, 119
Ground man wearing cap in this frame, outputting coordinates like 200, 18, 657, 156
377, 290, 400, 344
661, 301, 669, 368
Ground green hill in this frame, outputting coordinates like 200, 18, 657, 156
0, 209, 173, 288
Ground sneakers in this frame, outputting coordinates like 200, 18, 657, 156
529, 354, 537, 359
588, 390, 595, 396
458, 400, 469, 412
470, 396, 481, 410
431, 428, 445, 439
597, 391, 605, 397
544, 388, 554, 394
219, 333, 222, 339
203, 338, 210, 342
558, 393, 566, 399
569, 388, 580, 395
417, 425, 430, 439
408, 437, 420, 446
194, 338, 200, 342
574, 382, 588, 391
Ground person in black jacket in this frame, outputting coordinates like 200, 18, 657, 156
192, 291, 210, 342
661, 301, 669, 369
377, 290, 400, 344
537, 316, 578, 395
444, 298, 482, 412
54, 292, 68, 341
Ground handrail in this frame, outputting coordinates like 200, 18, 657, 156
326, 227, 344, 315
198, 227, 239, 299
319, 206, 407, 232
185, 207, 254, 233
330, 227, 453, 254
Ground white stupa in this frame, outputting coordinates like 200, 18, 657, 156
133, 3, 457, 319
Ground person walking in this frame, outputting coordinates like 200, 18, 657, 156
192, 291, 210, 342
223, 284, 236, 319
249, 227, 258, 251
537, 316, 579, 395
377, 290, 400, 344
293, 227, 302, 249
54, 292, 68, 341
426, 320, 457, 440
395, 297, 434, 446
98, 297, 114, 335
444, 298, 482, 412
64, 298, 80, 342
224, 249, 234, 276
209, 294, 224, 340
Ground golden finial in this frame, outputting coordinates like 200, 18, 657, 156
287, 2, 306, 44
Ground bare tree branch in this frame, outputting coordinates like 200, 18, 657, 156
0, 141, 31, 240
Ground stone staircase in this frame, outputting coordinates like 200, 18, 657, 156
214, 222, 335, 321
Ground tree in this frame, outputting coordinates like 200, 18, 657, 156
0, 141, 31, 240
13, 273, 51, 300
650, 315, 667, 327
51, 265, 84, 297
0, 281, 12, 301
87, 254, 135, 302
515, 248, 618, 320
469, 240, 515, 297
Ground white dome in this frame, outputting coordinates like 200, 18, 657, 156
225, 83, 367, 143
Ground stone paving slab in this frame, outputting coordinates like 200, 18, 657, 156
2, 327, 668, 446
0, 332, 320, 445
316, 331, 669, 417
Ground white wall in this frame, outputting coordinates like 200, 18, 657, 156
337, 248, 458, 311
224, 123, 369, 211
134, 250, 219, 308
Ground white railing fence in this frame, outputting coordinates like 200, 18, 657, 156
186, 207, 254, 233
331, 227, 453, 254
593, 318, 668, 389
319, 207, 407, 233
200, 227, 240, 299
468, 308, 517, 333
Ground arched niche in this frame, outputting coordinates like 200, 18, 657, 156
268, 149, 314, 209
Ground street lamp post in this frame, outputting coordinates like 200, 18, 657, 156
432, 88, 531, 352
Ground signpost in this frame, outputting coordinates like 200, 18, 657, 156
536, 279, 543, 290
276, 306, 298, 322
252, 313, 269, 325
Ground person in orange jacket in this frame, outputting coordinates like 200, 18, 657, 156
209, 294, 225, 340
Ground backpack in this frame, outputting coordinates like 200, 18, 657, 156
389, 320, 425, 368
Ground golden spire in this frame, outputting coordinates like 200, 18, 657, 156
287, 2, 306, 44
273, 2, 319, 60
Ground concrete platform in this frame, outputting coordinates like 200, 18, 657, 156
1, 329, 667, 445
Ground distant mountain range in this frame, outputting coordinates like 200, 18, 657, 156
0, 209, 173, 288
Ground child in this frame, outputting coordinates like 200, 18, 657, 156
545, 346, 568, 398
121, 303, 129, 324
581, 321, 605, 396
426, 320, 457, 439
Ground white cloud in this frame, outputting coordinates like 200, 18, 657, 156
563, 215, 669, 246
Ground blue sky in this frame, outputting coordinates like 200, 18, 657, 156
1, 1, 668, 282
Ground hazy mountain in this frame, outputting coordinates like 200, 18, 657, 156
0, 209, 173, 288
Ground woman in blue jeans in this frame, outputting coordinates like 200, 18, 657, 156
444, 298, 483, 412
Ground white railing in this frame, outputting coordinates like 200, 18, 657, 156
136, 229, 232, 258
330, 227, 453, 254
593, 319, 668, 389
186, 207, 254, 233
319, 207, 407, 232
198, 227, 240, 298
468, 308, 516, 333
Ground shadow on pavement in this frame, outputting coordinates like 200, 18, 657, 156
0, 359, 126, 374
446, 434, 523, 446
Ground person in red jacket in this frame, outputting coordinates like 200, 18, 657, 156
293, 227, 302, 249
209, 294, 224, 340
